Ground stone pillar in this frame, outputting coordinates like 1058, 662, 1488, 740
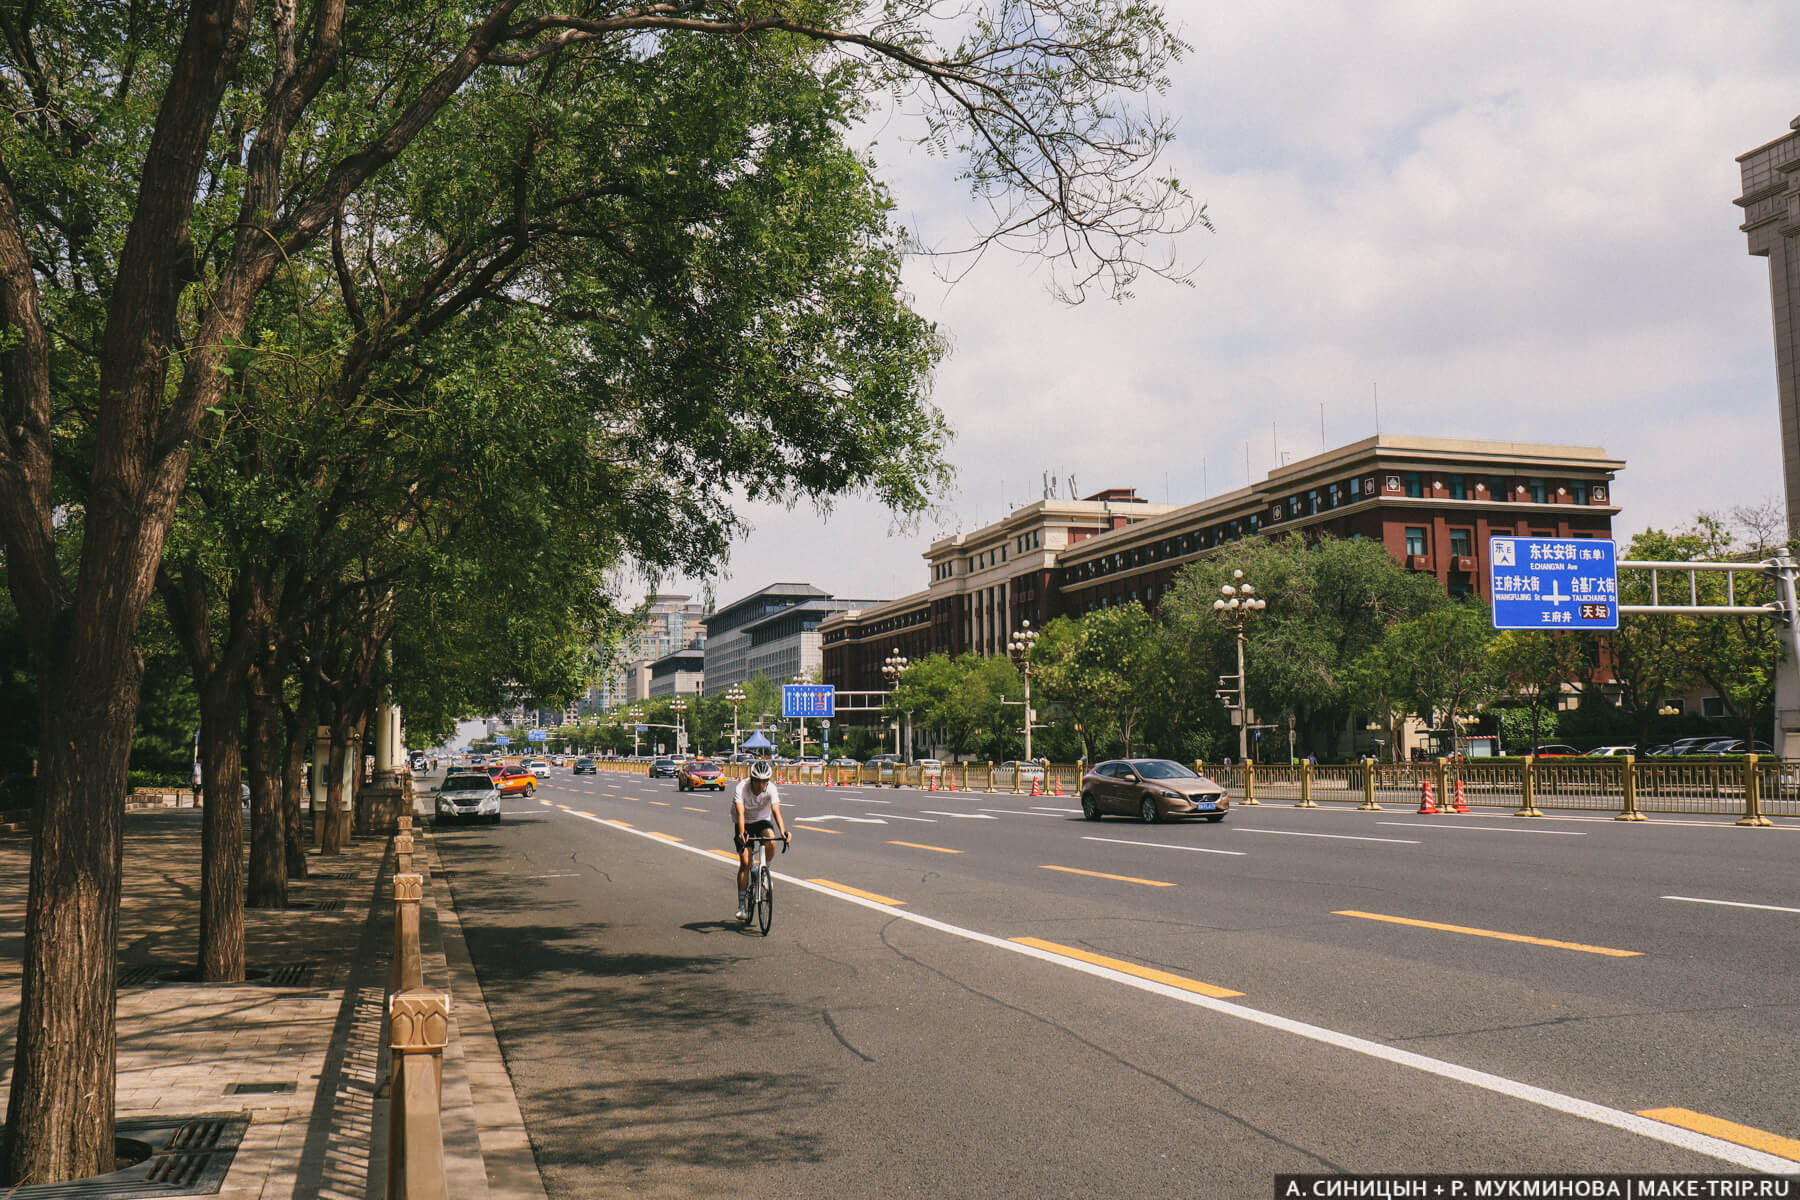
311, 725, 331, 847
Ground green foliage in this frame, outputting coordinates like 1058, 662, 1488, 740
886, 653, 1023, 760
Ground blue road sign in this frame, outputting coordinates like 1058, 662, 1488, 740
528, 729, 547, 742
495, 735, 511, 745
782, 684, 835, 719
1489, 536, 1618, 630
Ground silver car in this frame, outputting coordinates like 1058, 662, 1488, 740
436, 773, 503, 824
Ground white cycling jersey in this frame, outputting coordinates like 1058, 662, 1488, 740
732, 778, 782, 826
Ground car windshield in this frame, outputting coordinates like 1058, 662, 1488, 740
1132, 760, 1199, 780
442, 776, 491, 792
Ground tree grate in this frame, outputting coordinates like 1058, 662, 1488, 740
222, 1081, 295, 1096
282, 898, 345, 912
116, 962, 324, 989
0, 1113, 247, 1197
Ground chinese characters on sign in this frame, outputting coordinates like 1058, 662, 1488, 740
1489, 537, 1619, 630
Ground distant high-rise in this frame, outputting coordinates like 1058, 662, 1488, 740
1736, 115, 1800, 537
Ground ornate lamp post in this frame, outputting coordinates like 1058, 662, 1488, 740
882, 649, 910, 758
629, 705, 643, 757
1007, 620, 1041, 762
726, 684, 746, 757
1213, 569, 1267, 766
670, 697, 689, 755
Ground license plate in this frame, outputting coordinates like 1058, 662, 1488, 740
1194, 801, 1218, 811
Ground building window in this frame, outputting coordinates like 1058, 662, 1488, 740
1701, 696, 1726, 719
1405, 527, 1427, 556
1447, 474, 1467, 500
1326, 483, 1341, 508
1349, 476, 1361, 499
1403, 472, 1423, 498
1448, 581, 1473, 599
1527, 478, 1547, 503
1307, 488, 1320, 514
1449, 528, 1472, 557
1570, 480, 1589, 504
1489, 477, 1508, 501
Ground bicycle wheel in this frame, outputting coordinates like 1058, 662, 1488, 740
756, 869, 774, 935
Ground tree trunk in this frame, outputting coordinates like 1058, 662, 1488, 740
322, 703, 351, 855
245, 660, 286, 909
3, 655, 138, 1186
197, 673, 246, 982
281, 681, 317, 879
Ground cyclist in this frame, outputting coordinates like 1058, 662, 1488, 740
733, 759, 791, 921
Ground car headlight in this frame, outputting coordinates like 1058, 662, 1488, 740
1157, 789, 1183, 800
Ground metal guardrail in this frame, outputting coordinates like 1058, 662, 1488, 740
386, 815, 450, 1200
593, 755, 1792, 823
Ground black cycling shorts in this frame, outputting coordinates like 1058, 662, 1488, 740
734, 819, 778, 852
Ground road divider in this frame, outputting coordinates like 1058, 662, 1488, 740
1333, 910, 1641, 957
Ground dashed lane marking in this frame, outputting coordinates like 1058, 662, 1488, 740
795, 825, 841, 835
1041, 864, 1175, 888
1636, 1109, 1800, 1162
1661, 895, 1800, 915
1375, 822, 1584, 836
889, 841, 963, 854
808, 879, 906, 906
1011, 937, 1243, 999
1235, 828, 1419, 845
1333, 910, 1641, 957
1082, 836, 1244, 857
682, 806, 710, 814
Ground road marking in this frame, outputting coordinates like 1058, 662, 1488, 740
1082, 836, 1245, 857
705, 849, 736, 861
885, 814, 939, 823
559, 806, 1793, 1172
809, 879, 906, 906
683, 806, 709, 814
1235, 829, 1419, 845
1636, 1109, 1800, 1162
1032, 806, 1078, 813
1011, 937, 1242, 998
522, 873, 583, 879
1041, 864, 1176, 888
889, 841, 963, 854
649, 800, 670, 807
920, 810, 997, 820
795, 824, 841, 835
1333, 911, 1641, 957
646, 832, 683, 843
798, 815, 888, 824
1661, 895, 1800, 915
980, 808, 1063, 817
1376, 822, 1584, 836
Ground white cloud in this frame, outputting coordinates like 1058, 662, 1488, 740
672, 0, 1800, 609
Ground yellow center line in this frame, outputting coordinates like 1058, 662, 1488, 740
683, 806, 710, 814
809, 879, 906, 906
796, 824, 841, 835
649, 800, 670, 807
645, 831, 682, 843
558, 805, 573, 811
1637, 1108, 1800, 1161
1041, 864, 1175, 888
889, 840, 963, 854
705, 849, 737, 861
1012, 936, 1244, 998
1333, 910, 1641, 957
607, 820, 632, 829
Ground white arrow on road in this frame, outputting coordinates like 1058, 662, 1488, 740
795, 815, 889, 824
920, 811, 998, 819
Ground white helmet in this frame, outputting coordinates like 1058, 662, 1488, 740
750, 760, 773, 781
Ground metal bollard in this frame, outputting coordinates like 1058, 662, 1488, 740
387, 988, 451, 1200
1241, 759, 1259, 805
1358, 758, 1381, 810
1515, 755, 1544, 817
1738, 754, 1773, 826
1615, 755, 1646, 821
392, 873, 424, 995
1296, 760, 1316, 807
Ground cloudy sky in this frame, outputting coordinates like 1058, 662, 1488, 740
668, 0, 1800, 611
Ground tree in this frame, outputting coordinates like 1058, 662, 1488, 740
1035, 603, 1166, 759
1380, 605, 1500, 759
1489, 631, 1588, 754
0, 0, 1197, 1179
885, 653, 1020, 760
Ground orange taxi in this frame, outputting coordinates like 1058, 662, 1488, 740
486, 765, 538, 796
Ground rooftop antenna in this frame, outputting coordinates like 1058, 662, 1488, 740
1068, 473, 1077, 499
1244, 442, 1251, 487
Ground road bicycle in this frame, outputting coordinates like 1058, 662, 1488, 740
741, 835, 788, 936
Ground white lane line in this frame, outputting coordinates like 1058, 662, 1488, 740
553, 807, 1791, 1174
1032, 806, 1079, 813
1082, 836, 1245, 857
842, 797, 892, 805
980, 808, 1064, 818
1235, 828, 1419, 845
794, 815, 888, 825
1376, 822, 1585, 836
1662, 895, 1800, 915
921, 811, 998, 820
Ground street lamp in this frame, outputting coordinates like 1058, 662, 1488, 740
1007, 620, 1041, 763
670, 697, 688, 755
882, 649, 910, 758
1213, 569, 1267, 766
726, 684, 746, 758
629, 705, 643, 757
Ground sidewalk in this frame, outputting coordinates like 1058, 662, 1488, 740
0, 802, 546, 1200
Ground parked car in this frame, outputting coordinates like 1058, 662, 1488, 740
1528, 744, 1581, 757
648, 758, 679, 778
865, 754, 903, 780
436, 773, 503, 823
1080, 759, 1229, 824
999, 760, 1046, 780
677, 759, 725, 791
830, 757, 860, 768
572, 756, 597, 775
1693, 739, 1774, 756
1653, 737, 1724, 757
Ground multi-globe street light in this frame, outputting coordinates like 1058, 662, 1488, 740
1213, 569, 1267, 767
726, 684, 746, 757
1006, 620, 1040, 763
670, 697, 689, 755
882, 650, 910, 759
628, 705, 644, 757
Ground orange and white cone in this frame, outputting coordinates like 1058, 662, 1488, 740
1030, 777, 1042, 797
1451, 779, 1470, 814
1417, 780, 1438, 814
928, 773, 938, 792
946, 772, 957, 792
1052, 776, 1065, 797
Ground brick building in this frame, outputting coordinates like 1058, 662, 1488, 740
822, 435, 1622, 692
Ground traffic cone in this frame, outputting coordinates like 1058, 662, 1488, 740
1052, 775, 1064, 796
1451, 779, 1470, 814
1416, 780, 1437, 814
928, 773, 938, 792
946, 772, 957, 792
1030, 777, 1042, 797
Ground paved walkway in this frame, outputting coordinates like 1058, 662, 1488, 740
0, 801, 546, 1199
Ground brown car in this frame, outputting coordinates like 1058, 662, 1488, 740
1080, 759, 1228, 824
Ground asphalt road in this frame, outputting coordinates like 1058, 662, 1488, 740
428, 768, 1800, 1198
